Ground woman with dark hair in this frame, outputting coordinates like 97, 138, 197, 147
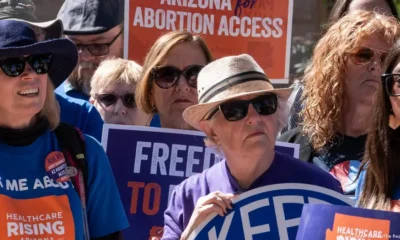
355, 38, 400, 212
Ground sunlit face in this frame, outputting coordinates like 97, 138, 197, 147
152, 42, 208, 130
0, 58, 47, 127
67, 25, 124, 94
348, 0, 392, 15
344, 34, 390, 104
388, 57, 400, 128
92, 81, 151, 125
200, 94, 278, 159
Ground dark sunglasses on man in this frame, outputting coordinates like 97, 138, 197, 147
151, 65, 204, 89
95, 93, 136, 109
0, 54, 53, 77
382, 73, 400, 96
205, 93, 278, 121
75, 28, 124, 57
348, 46, 388, 66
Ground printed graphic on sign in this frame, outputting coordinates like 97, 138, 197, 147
186, 183, 353, 240
124, 0, 293, 83
325, 214, 390, 240
296, 204, 400, 240
0, 194, 75, 239
45, 151, 69, 183
101, 124, 301, 240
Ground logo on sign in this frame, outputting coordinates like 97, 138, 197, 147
188, 183, 353, 240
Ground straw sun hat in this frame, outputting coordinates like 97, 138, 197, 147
182, 54, 293, 130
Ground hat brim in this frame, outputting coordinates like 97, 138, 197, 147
8, 18, 63, 39
0, 38, 77, 88
183, 87, 293, 130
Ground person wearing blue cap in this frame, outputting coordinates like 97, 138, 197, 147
0, 20, 128, 239
0, 0, 105, 142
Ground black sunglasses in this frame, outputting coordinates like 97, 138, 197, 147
0, 54, 53, 77
205, 94, 278, 122
95, 93, 136, 109
75, 28, 123, 56
382, 73, 400, 96
151, 65, 203, 89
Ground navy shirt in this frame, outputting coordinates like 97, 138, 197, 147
55, 80, 89, 102
56, 94, 103, 142
162, 151, 343, 239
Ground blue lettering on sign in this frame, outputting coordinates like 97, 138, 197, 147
234, 0, 258, 17
188, 184, 353, 240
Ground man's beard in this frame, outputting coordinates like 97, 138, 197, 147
68, 61, 98, 95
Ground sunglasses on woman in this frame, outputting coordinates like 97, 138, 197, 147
205, 93, 278, 122
0, 54, 53, 77
348, 46, 388, 66
95, 93, 136, 109
381, 73, 400, 96
151, 65, 203, 89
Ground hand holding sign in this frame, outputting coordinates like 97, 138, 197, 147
182, 192, 235, 240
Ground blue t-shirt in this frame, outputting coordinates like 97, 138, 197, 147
355, 170, 400, 211
0, 132, 129, 239
150, 114, 161, 127
55, 81, 89, 102
56, 94, 103, 142
162, 151, 343, 240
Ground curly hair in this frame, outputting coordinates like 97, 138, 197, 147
301, 10, 400, 151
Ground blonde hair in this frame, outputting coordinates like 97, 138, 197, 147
135, 30, 213, 114
40, 78, 60, 129
301, 10, 400, 151
90, 58, 142, 96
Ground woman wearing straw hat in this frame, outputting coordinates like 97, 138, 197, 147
0, 20, 128, 239
161, 54, 343, 240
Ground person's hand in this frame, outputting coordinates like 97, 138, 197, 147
180, 191, 234, 240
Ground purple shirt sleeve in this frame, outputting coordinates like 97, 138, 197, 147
162, 187, 184, 240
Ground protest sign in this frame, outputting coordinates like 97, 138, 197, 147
101, 124, 300, 240
124, 0, 293, 84
296, 204, 400, 240
188, 184, 353, 240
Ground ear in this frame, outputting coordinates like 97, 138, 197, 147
89, 97, 95, 105
199, 120, 220, 145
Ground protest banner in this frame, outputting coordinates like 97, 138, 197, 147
296, 204, 400, 240
188, 184, 354, 240
124, 0, 293, 84
101, 124, 300, 240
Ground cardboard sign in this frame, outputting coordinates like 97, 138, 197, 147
124, 0, 293, 84
296, 204, 400, 240
188, 184, 353, 240
101, 124, 300, 240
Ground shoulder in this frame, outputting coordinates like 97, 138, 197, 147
56, 93, 93, 110
173, 161, 224, 199
278, 126, 307, 143
275, 152, 342, 191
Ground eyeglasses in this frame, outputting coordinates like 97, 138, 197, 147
382, 73, 400, 96
95, 93, 136, 108
205, 94, 278, 122
348, 46, 388, 66
0, 54, 53, 77
151, 65, 203, 89
75, 28, 123, 56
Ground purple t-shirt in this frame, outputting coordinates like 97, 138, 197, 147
162, 151, 343, 240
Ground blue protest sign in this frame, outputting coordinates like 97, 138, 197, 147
296, 204, 400, 240
101, 124, 300, 240
188, 184, 353, 240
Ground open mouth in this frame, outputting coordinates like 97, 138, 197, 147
18, 88, 39, 97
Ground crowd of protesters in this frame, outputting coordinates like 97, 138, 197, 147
0, 0, 400, 239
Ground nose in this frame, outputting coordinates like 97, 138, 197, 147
20, 63, 37, 81
80, 46, 95, 62
174, 75, 190, 92
113, 98, 127, 115
245, 104, 262, 125
368, 56, 383, 76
